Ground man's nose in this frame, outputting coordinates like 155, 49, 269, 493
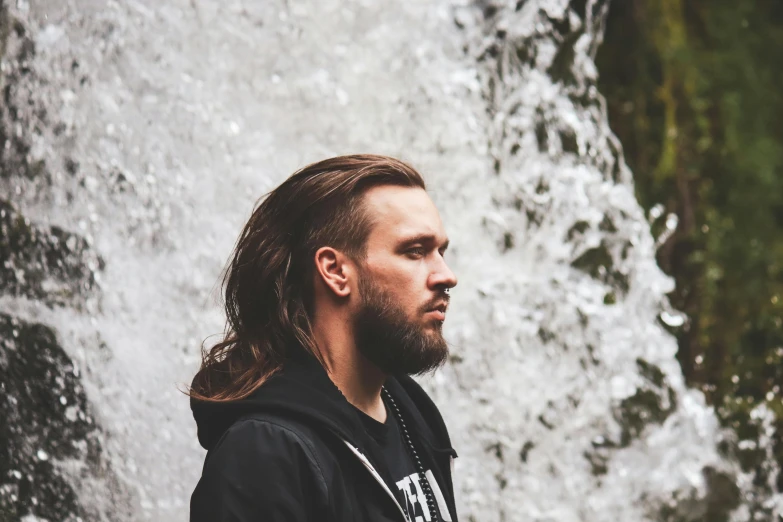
429, 257, 458, 290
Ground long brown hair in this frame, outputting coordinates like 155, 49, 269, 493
189, 155, 426, 402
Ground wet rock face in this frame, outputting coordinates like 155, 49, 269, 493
0, 2, 53, 186
0, 314, 95, 521
0, 200, 104, 306
0, 3, 128, 520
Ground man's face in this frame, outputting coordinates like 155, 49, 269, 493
351, 185, 457, 375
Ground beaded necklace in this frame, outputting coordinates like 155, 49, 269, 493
382, 387, 440, 522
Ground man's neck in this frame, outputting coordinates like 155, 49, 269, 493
330, 354, 387, 423
312, 319, 388, 423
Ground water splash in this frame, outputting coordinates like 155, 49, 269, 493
427, 0, 777, 520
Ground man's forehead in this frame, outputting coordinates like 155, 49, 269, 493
363, 185, 445, 240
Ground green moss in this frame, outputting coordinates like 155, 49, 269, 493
636, 358, 666, 388
602, 360, 679, 448
567, 220, 590, 240
572, 241, 630, 294
616, 388, 676, 446
547, 28, 584, 87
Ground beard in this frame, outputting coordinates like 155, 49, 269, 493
353, 272, 449, 376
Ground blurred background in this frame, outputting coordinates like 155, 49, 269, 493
0, 0, 781, 521
598, 0, 783, 497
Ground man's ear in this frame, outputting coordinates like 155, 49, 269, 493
313, 247, 354, 298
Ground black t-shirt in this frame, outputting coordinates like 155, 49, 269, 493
354, 404, 436, 522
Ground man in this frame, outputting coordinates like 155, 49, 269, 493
189, 155, 459, 522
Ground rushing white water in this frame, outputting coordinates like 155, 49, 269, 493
0, 0, 778, 521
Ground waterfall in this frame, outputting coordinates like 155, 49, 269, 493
0, 0, 778, 520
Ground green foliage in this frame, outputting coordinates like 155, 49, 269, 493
597, 0, 783, 493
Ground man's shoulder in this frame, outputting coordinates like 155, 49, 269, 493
215, 411, 328, 455
205, 412, 337, 485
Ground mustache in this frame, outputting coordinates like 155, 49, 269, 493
422, 291, 451, 312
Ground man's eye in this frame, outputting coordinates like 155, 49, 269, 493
407, 247, 425, 257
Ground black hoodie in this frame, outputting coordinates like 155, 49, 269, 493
190, 353, 459, 522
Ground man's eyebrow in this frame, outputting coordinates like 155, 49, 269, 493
399, 234, 450, 250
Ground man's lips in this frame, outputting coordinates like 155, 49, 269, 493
424, 301, 448, 320
426, 309, 446, 321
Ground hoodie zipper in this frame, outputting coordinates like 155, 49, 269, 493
341, 440, 411, 522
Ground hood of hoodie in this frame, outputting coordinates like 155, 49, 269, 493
191, 351, 460, 521
191, 352, 368, 452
